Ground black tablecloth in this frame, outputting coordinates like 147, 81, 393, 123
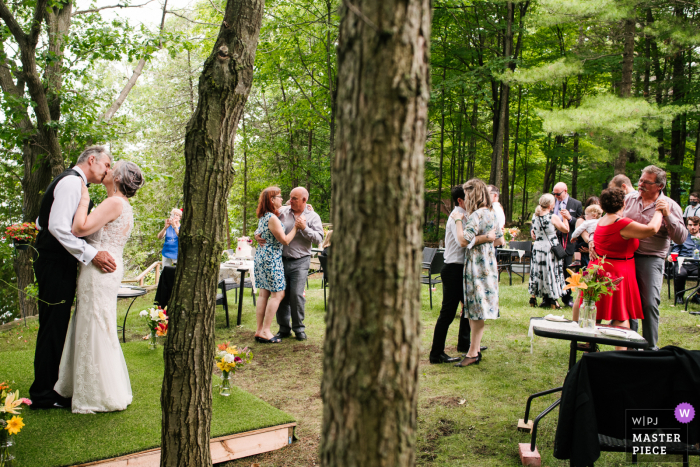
154, 266, 176, 307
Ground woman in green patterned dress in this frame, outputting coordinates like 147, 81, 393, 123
450, 179, 505, 367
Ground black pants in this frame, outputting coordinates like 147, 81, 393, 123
430, 263, 471, 359
29, 255, 78, 408
674, 263, 699, 299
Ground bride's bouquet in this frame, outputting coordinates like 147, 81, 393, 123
214, 343, 253, 396
1, 382, 31, 464
139, 306, 168, 349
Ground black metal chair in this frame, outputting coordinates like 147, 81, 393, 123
215, 280, 230, 328
223, 277, 256, 306
318, 254, 329, 310
421, 249, 443, 309
509, 241, 532, 284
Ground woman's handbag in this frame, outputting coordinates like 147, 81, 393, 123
538, 216, 567, 260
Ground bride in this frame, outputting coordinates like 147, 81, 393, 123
54, 160, 144, 414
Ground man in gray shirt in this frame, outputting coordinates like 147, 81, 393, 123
256, 187, 324, 340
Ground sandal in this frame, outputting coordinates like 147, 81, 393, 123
529, 297, 538, 308
257, 336, 282, 344
454, 353, 481, 367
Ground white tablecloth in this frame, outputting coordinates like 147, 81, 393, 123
219, 260, 255, 292
500, 248, 525, 259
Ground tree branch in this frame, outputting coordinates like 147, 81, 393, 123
72, 0, 156, 16
289, 74, 330, 125
165, 10, 219, 26
0, 0, 28, 46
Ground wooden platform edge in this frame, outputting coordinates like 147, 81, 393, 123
74, 422, 297, 467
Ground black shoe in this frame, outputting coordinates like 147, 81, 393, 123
529, 297, 538, 308
457, 346, 487, 354
429, 353, 460, 364
275, 331, 292, 339
295, 332, 307, 341
257, 336, 282, 344
538, 297, 551, 308
676, 296, 686, 305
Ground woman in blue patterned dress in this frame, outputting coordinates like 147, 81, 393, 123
253, 187, 298, 343
450, 178, 505, 367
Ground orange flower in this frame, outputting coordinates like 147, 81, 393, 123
563, 269, 588, 292
217, 342, 230, 351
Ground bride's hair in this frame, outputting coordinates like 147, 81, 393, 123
113, 161, 145, 198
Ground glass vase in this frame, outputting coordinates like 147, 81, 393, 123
148, 330, 157, 350
579, 299, 597, 330
0, 431, 16, 467
219, 371, 231, 396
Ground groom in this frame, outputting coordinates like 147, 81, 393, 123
30, 146, 118, 409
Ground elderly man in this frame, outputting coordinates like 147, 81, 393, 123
256, 187, 324, 340
669, 216, 700, 304
31, 146, 117, 409
551, 182, 582, 306
609, 174, 637, 199
618, 166, 687, 350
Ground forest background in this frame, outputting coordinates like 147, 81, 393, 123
2, 0, 700, 321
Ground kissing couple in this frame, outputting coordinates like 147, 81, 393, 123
30, 146, 145, 414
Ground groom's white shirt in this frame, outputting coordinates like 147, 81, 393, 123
35, 166, 98, 265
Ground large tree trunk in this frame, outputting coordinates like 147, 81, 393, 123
614, 17, 635, 175
489, 1, 513, 186
669, 8, 686, 203
320, 0, 430, 465
159, 1, 264, 465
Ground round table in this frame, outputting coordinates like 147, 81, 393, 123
117, 285, 147, 343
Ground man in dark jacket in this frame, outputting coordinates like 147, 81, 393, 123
551, 182, 583, 307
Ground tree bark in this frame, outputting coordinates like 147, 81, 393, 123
693, 120, 700, 193
159, 0, 264, 465
320, 0, 430, 465
489, 1, 513, 186
467, 96, 478, 179
613, 17, 635, 175
436, 62, 446, 239
669, 6, 686, 203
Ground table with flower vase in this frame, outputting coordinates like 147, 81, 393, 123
673, 257, 700, 312
117, 285, 148, 343
220, 259, 255, 325
518, 316, 648, 455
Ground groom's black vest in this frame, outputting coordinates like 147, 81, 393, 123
35, 169, 85, 262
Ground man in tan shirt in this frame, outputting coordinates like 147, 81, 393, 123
620, 166, 687, 350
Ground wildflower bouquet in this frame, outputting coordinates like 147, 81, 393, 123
215, 342, 253, 374
139, 306, 168, 335
503, 227, 520, 243
214, 342, 253, 396
139, 306, 168, 348
1, 382, 31, 464
4, 223, 38, 243
564, 258, 623, 302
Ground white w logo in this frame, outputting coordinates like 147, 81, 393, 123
679, 409, 691, 418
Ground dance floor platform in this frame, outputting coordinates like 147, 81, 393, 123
4, 345, 296, 467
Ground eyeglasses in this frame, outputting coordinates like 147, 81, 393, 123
638, 179, 659, 186
552, 191, 565, 197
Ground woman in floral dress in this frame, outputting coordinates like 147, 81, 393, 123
451, 178, 505, 367
528, 193, 570, 309
253, 186, 298, 343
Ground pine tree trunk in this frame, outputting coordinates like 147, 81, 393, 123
489, 1, 513, 186
670, 7, 686, 203
436, 64, 446, 240
320, 0, 430, 465
160, 1, 264, 465
693, 120, 700, 193
614, 17, 635, 175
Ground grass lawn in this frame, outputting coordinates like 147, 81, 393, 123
2, 272, 699, 466
3, 343, 294, 467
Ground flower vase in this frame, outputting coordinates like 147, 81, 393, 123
12, 240, 29, 251
148, 330, 157, 350
694, 249, 700, 260
219, 371, 231, 396
579, 299, 597, 330
0, 431, 16, 467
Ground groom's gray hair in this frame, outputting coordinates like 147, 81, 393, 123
76, 146, 113, 165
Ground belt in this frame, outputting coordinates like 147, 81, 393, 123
602, 256, 635, 261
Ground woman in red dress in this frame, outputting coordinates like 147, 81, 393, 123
575, 188, 665, 337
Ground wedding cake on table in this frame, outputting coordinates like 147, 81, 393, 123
235, 237, 253, 258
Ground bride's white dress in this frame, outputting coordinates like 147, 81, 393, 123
55, 198, 134, 414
